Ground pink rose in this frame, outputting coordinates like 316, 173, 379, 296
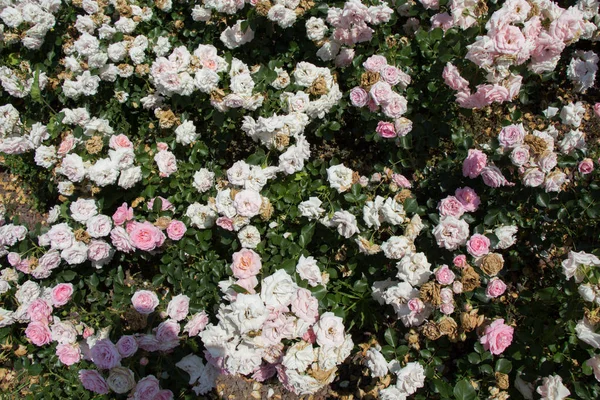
440, 303, 455, 314
131, 290, 159, 314
147, 196, 174, 211
463, 149, 487, 178
291, 288, 319, 323
435, 265, 456, 285
376, 121, 396, 138
112, 203, 133, 226
380, 66, 402, 86
442, 63, 469, 92
57, 134, 76, 156
109, 134, 133, 150
7, 252, 20, 266
234, 190, 262, 217
140, 357, 149, 366
216, 217, 234, 231
184, 311, 209, 336
594, 103, 600, 118
392, 173, 411, 188
129, 221, 165, 251
382, 94, 407, 118
83, 326, 94, 339
116, 335, 138, 358
25, 321, 52, 346
578, 158, 594, 175
453, 255, 467, 268
27, 299, 53, 322
369, 81, 393, 106
349, 87, 368, 107
56, 343, 81, 366
166, 294, 190, 321
236, 276, 258, 294
440, 287, 453, 303
156, 142, 169, 151
231, 249, 262, 279
481, 166, 512, 188
166, 220, 186, 240
154, 390, 174, 400
466, 234, 491, 257
498, 124, 525, 148
486, 278, 507, 298
438, 196, 466, 218
419, 0, 439, 10
477, 84, 510, 105
549, 7, 585, 43
522, 168, 545, 187
156, 319, 180, 351
363, 54, 387, 72
431, 12, 454, 31
394, 117, 413, 137
91, 339, 122, 369
154, 149, 177, 177
493, 25, 525, 55
302, 327, 317, 344
134, 376, 160, 399
480, 318, 514, 355
51, 283, 74, 307
335, 48, 355, 68
455, 187, 480, 212
452, 281, 463, 293
510, 146, 530, 166
79, 370, 109, 395
408, 298, 425, 313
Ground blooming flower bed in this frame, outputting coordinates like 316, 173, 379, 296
1, 0, 600, 399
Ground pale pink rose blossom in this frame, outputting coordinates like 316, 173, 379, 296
134, 375, 160, 399
431, 13, 454, 31
27, 299, 53, 322
154, 149, 177, 177
578, 158, 594, 175
131, 290, 160, 314
109, 134, 133, 149
112, 203, 133, 226
157, 142, 168, 151
376, 121, 396, 138
51, 283, 74, 307
480, 318, 514, 355
234, 190, 262, 217
166, 220, 186, 240
128, 221, 165, 251
438, 196, 466, 218
57, 135, 76, 156
392, 173, 411, 188
452, 281, 463, 293
56, 343, 82, 365
435, 265, 456, 285
486, 278, 507, 298
25, 321, 52, 346
349, 87, 368, 107
455, 187, 481, 212
216, 217, 234, 231
440, 303, 455, 314
79, 370, 109, 394
442, 63, 469, 92
184, 311, 209, 336
453, 255, 467, 268
291, 288, 319, 323
498, 124, 525, 148
236, 276, 258, 294
466, 234, 491, 257
91, 339, 122, 369
594, 103, 600, 117
481, 166, 512, 188
363, 55, 387, 72
166, 294, 190, 321
116, 335, 138, 358
231, 249, 262, 279
369, 81, 393, 106
463, 149, 487, 178
110, 226, 135, 253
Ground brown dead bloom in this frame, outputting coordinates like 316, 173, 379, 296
308, 75, 329, 96
422, 321, 442, 341
480, 253, 504, 276
495, 372, 509, 390
255, 0, 272, 16
524, 135, 548, 156
154, 217, 172, 229
406, 329, 420, 350
360, 71, 380, 91
155, 109, 179, 129
274, 133, 290, 149
460, 309, 484, 332
394, 189, 412, 204
131, 197, 145, 208
85, 136, 103, 154
438, 317, 458, 338
461, 266, 481, 291
420, 282, 442, 306
74, 228, 91, 244
259, 197, 274, 221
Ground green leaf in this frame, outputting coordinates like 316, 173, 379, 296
467, 352, 481, 364
384, 327, 398, 347
404, 198, 418, 213
299, 223, 315, 248
495, 359, 512, 374
536, 192, 550, 208
30, 66, 42, 104
454, 379, 477, 400
61, 270, 76, 282
433, 379, 453, 398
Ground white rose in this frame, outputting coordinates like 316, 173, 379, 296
396, 253, 432, 287
260, 269, 297, 307
107, 367, 136, 394
237, 225, 261, 248
118, 166, 142, 189
494, 225, 518, 249
193, 168, 215, 193
61, 241, 88, 265
296, 255, 322, 287
70, 199, 98, 223
282, 341, 315, 372
299, 197, 324, 220
331, 210, 360, 238
327, 164, 354, 193
365, 348, 389, 378
305, 17, 327, 41
86, 214, 112, 238
381, 236, 414, 260
186, 203, 217, 229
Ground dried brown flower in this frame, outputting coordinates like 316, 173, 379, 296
422, 321, 442, 341
255, 0, 272, 16
480, 253, 504, 276
495, 372, 509, 390
438, 317, 458, 337
524, 135, 548, 156
85, 136, 103, 154
154, 217, 172, 229
460, 309, 483, 332
420, 282, 442, 306
74, 228, 91, 244
308, 75, 329, 96
260, 197, 274, 221
461, 266, 481, 292
360, 71, 380, 91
